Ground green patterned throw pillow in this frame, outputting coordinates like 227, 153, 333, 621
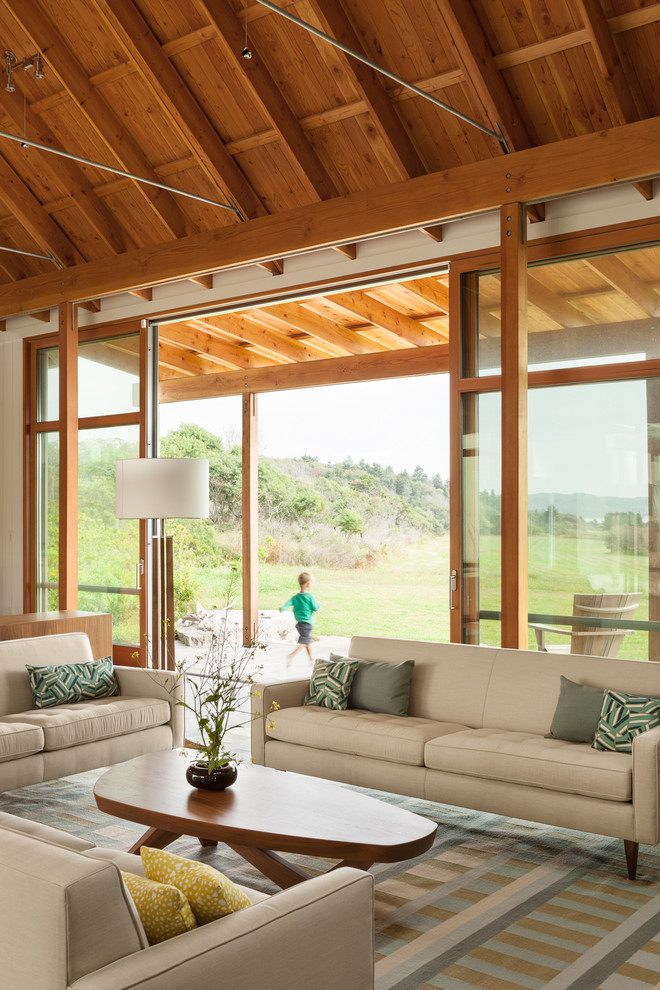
27, 656, 120, 709
304, 658, 358, 710
592, 689, 660, 753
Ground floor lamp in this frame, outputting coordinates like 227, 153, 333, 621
116, 458, 210, 670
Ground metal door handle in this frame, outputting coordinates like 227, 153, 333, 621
136, 559, 144, 590
449, 569, 457, 610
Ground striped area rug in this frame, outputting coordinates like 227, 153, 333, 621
2, 772, 660, 990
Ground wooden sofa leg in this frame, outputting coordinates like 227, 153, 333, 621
624, 840, 639, 880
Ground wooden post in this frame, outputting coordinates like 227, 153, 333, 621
647, 381, 660, 660
242, 393, 258, 646
500, 204, 528, 648
58, 303, 78, 609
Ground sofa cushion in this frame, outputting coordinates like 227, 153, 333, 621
0, 696, 171, 751
121, 871, 197, 945
304, 658, 358, 710
424, 727, 632, 801
26, 656, 119, 709
141, 847, 252, 924
331, 653, 415, 716
0, 721, 44, 763
268, 705, 468, 766
593, 690, 660, 752
545, 676, 605, 743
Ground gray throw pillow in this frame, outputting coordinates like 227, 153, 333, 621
330, 653, 414, 717
545, 675, 605, 743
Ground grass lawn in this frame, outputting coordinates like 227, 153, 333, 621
191, 531, 652, 659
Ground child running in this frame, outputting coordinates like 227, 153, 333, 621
280, 571, 320, 666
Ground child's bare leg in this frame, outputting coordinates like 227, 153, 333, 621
287, 645, 302, 667
304, 644, 314, 662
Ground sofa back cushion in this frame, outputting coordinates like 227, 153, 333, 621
0, 632, 94, 716
483, 649, 660, 735
348, 636, 497, 726
0, 826, 144, 988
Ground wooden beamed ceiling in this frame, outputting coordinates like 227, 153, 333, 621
0, 0, 658, 387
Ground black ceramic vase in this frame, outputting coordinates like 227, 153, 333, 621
186, 760, 238, 791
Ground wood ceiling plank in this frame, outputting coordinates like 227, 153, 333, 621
573, 0, 641, 125
527, 272, 594, 327
158, 339, 228, 376
159, 340, 449, 402
273, 300, 389, 354
303, 0, 427, 179
583, 255, 660, 317
197, 0, 339, 202
202, 312, 330, 362
436, 0, 532, 152
401, 277, 450, 313
160, 323, 255, 370
3, 113, 660, 315
94, 0, 265, 220
1, 0, 193, 240
328, 290, 447, 346
0, 153, 83, 267
0, 87, 131, 254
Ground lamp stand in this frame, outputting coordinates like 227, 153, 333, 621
152, 528, 175, 670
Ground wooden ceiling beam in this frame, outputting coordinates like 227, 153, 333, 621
328, 291, 446, 346
197, 0, 339, 203
527, 274, 594, 327
304, 0, 427, 180
158, 341, 223, 377
159, 340, 449, 402
188, 275, 214, 289
94, 0, 265, 220
271, 301, 389, 354
3, 115, 660, 316
401, 278, 450, 313
435, 0, 531, 153
0, 154, 83, 268
129, 288, 152, 301
1, 0, 192, 240
160, 321, 277, 369
583, 255, 660, 317
204, 313, 331, 363
0, 87, 131, 255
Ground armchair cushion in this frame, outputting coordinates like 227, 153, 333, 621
141, 847, 251, 924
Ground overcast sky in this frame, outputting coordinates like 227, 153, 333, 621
159, 375, 451, 479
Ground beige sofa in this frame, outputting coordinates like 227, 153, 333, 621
0, 631, 183, 791
252, 635, 660, 879
0, 811, 374, 990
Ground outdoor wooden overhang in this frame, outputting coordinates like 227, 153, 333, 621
0, 0, 659, 324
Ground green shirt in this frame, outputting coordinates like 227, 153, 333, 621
281, 592, 320, 623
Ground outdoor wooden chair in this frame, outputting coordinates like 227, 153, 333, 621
529, 592, 642, 657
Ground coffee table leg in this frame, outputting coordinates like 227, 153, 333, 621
228, 843, 312, 889
128, 826, 183, 855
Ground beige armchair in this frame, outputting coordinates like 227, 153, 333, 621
529, 592, 641, 657
0, 812, 375, 990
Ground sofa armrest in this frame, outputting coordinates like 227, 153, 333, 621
250, 678, 308, 766
632, 724, 660, 844
69, 868, 374, 990
113, 667, 184, 748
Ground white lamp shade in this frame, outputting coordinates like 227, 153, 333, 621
116, 458, 210, 519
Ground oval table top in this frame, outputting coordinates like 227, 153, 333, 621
94, 749, 437, 863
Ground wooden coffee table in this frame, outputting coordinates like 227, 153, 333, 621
94, 750, 437, 889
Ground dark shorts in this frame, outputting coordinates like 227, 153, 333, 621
296, 621, 313, 645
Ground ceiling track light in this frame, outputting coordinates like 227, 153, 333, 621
4, 49, 44, 93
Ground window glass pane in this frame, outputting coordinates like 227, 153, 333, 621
528, 379, 658, 660
36, 348, 59, 423
36, 431, 59, 610
462, 271, 501, 377
528, 244, 660, 371
461, 391, 501, 644
78, 425, 140, 644
78, 334, 140, 418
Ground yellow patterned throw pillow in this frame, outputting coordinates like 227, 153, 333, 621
140, 847, 252, 925
121, 871, 197, 945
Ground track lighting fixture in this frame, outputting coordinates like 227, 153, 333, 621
4, 49, 45, 92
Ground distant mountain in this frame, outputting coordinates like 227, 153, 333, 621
528, 492, 648, 522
